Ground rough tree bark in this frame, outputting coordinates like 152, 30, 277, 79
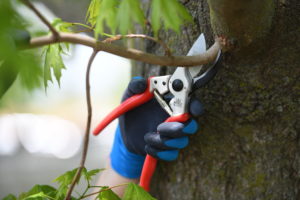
134, 0, 300, 199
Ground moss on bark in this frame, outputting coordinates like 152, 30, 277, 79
134, 0, 300, 199
208, 0, 275, 48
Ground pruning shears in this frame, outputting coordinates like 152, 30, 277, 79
93, 34, 221, 191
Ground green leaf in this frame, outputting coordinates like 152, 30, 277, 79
53, 168, 79, 199
0, 60, 19, 99
0, 0, 25, 30
2, 194, 17, 200
52, 18, 72, 33
151, 0, 192, 36
151, 0, 162, 36
94, 0, 118, 38
23, 192, 45, 200
83, 168, 105, 181
24, 192, 55, 200
18, 50, 43, 91
86, 0, 101, 27
43, 44, 66, 89
122, 183, 156, 200
0, 45, 42, 102
17, 185, 57, 200
116, 0, 145, 34
98, 187, 121, 200
0, 0, 42, 101
54, 185, 68, 200
53, 168, 79, 186
27, 185, 57, 197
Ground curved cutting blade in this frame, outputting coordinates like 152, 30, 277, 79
192, 50, 221, 90
187, 33, 206, 78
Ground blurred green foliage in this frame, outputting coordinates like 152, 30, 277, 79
0, 0, 42, 100
86, 0, 192, 37
2, 167, 156, 200
0, 0, 192, 102
151, 0, 193, 35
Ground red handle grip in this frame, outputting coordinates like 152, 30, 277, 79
93, 78, 154, 136
139, 113, 190, 191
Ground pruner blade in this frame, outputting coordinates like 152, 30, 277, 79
153, 90, 173, 116
187, 33, 207, 79
192, 50, 222, 90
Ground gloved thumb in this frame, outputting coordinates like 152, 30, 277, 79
122, 77, 147, 101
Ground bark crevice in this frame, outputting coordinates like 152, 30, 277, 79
135, 0, 300, 199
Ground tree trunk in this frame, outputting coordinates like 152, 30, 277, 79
134, 0, 300, 199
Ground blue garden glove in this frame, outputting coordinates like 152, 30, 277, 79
110, 77, 203, 178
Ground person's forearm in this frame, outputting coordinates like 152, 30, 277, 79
96, 158, 139, 197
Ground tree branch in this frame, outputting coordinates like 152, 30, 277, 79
207, 0, 275, 48
29, 32, 221, 67
64, 50, 98, 200
20, 0, 59, 38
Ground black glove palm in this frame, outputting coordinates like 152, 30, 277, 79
119, 77, 203, 160
110, 77, 203, 178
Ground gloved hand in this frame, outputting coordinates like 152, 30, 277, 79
110, 77, 203, 179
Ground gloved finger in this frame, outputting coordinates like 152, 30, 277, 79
157, 120, 198, 138
122, 77, 147, 101
189, 97, 204, 117
145, 145, 179, 161
182, 119, 199, 134
144, 132, 189, 149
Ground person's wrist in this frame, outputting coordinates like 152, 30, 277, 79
110, 126, 145, 179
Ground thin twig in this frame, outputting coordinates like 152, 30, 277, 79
64, 50, 98, 200
81, 183, 129, 199
29, 33, 221, 67
103, 34, 172, 56
88, 185, 104, 188
79, 184, 90, 199
21, 0, 59, 39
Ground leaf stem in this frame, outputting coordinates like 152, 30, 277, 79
64, 50, 98, 200
66, 22, 94, 30
88, 185, 104, 188
79, 186, 90, 199
74, 28, 94, 34
102, 33, 115, 38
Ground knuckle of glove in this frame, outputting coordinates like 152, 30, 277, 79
144, 132, 189, 161
145, 145, 179, 161
128, 77, 147, 94
157, 120, 199, 137
144, 132, 171, 150
144, 132, 189, 149
189, 98, 204, 117
157, 122, 185, 137
144, 120, 199, 161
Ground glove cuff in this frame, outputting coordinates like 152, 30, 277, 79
110, 125, 145, 179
